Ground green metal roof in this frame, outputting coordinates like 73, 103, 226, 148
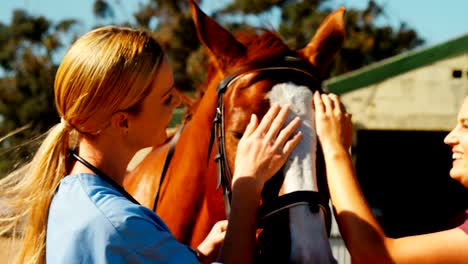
324, 33, 468, 95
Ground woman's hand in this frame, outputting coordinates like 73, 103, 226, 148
196, 220, 228, 263
233, 104, 302, 192
313, 92, 352, 152
219, 104, 301, 264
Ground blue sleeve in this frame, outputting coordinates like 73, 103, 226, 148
125, 232, 199, 263
112, 204, 200, 263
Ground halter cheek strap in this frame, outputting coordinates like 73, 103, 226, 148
210, 95, 233, 216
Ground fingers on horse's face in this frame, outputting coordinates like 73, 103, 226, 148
224, 80, 273, 169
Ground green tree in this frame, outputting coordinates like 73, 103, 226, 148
331, 1, 424, 76
95, 0, 423, 86
93, 0, 205, 91
0, 0, 424, 176
0, 10, 79, 175
216, 0, 424, 78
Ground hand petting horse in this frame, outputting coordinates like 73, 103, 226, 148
124, 1, 345, 263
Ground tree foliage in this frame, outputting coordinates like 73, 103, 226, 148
216, 0, 424, 77
331, 1, 424, 76
99, 0, 202, 91
0, 0, 424, 176
0, 11, 79, 174
89, 0, 423, 88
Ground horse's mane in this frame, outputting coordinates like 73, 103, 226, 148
181, 28, 291, 124
237, 28, 291, 66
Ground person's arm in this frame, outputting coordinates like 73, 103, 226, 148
313, 92, 468, 264
219, 177, 262, 263
195, 220, 227, 263
219, 104, 302, 264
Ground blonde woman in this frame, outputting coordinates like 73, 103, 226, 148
0, 26, 302, 264
313, 91, 468, 264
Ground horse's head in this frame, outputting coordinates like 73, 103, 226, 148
190, 0, 344, 199
190, 1, 345, 262
127, 2, 345, 261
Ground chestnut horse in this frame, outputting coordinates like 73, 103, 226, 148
125, 1, 345, 262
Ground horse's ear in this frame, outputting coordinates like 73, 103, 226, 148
189, 0, 246, 72
298, 7, 346, 78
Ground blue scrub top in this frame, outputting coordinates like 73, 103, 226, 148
46, 173, 199, 263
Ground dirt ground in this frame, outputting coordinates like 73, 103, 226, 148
0, 237, 19, 264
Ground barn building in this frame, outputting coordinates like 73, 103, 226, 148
325, 33, 468, 263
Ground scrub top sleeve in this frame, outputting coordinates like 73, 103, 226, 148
127, 232, 199, 263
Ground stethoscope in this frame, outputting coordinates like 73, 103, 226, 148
68, 149, 140, 205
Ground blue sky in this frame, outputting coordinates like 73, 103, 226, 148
1, 0, 467, 47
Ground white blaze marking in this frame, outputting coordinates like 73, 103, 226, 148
266, 83, 336, 264
267, 83, 317, 193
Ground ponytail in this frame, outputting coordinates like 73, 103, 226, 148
0, 122, 73, 263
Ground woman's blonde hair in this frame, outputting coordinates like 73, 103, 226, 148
0, 26, 165, 263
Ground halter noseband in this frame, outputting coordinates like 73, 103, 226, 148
208, 56, 322, 217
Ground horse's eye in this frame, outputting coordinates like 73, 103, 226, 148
230, 131, 243, 139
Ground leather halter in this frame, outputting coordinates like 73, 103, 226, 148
208, 56, 322, 217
